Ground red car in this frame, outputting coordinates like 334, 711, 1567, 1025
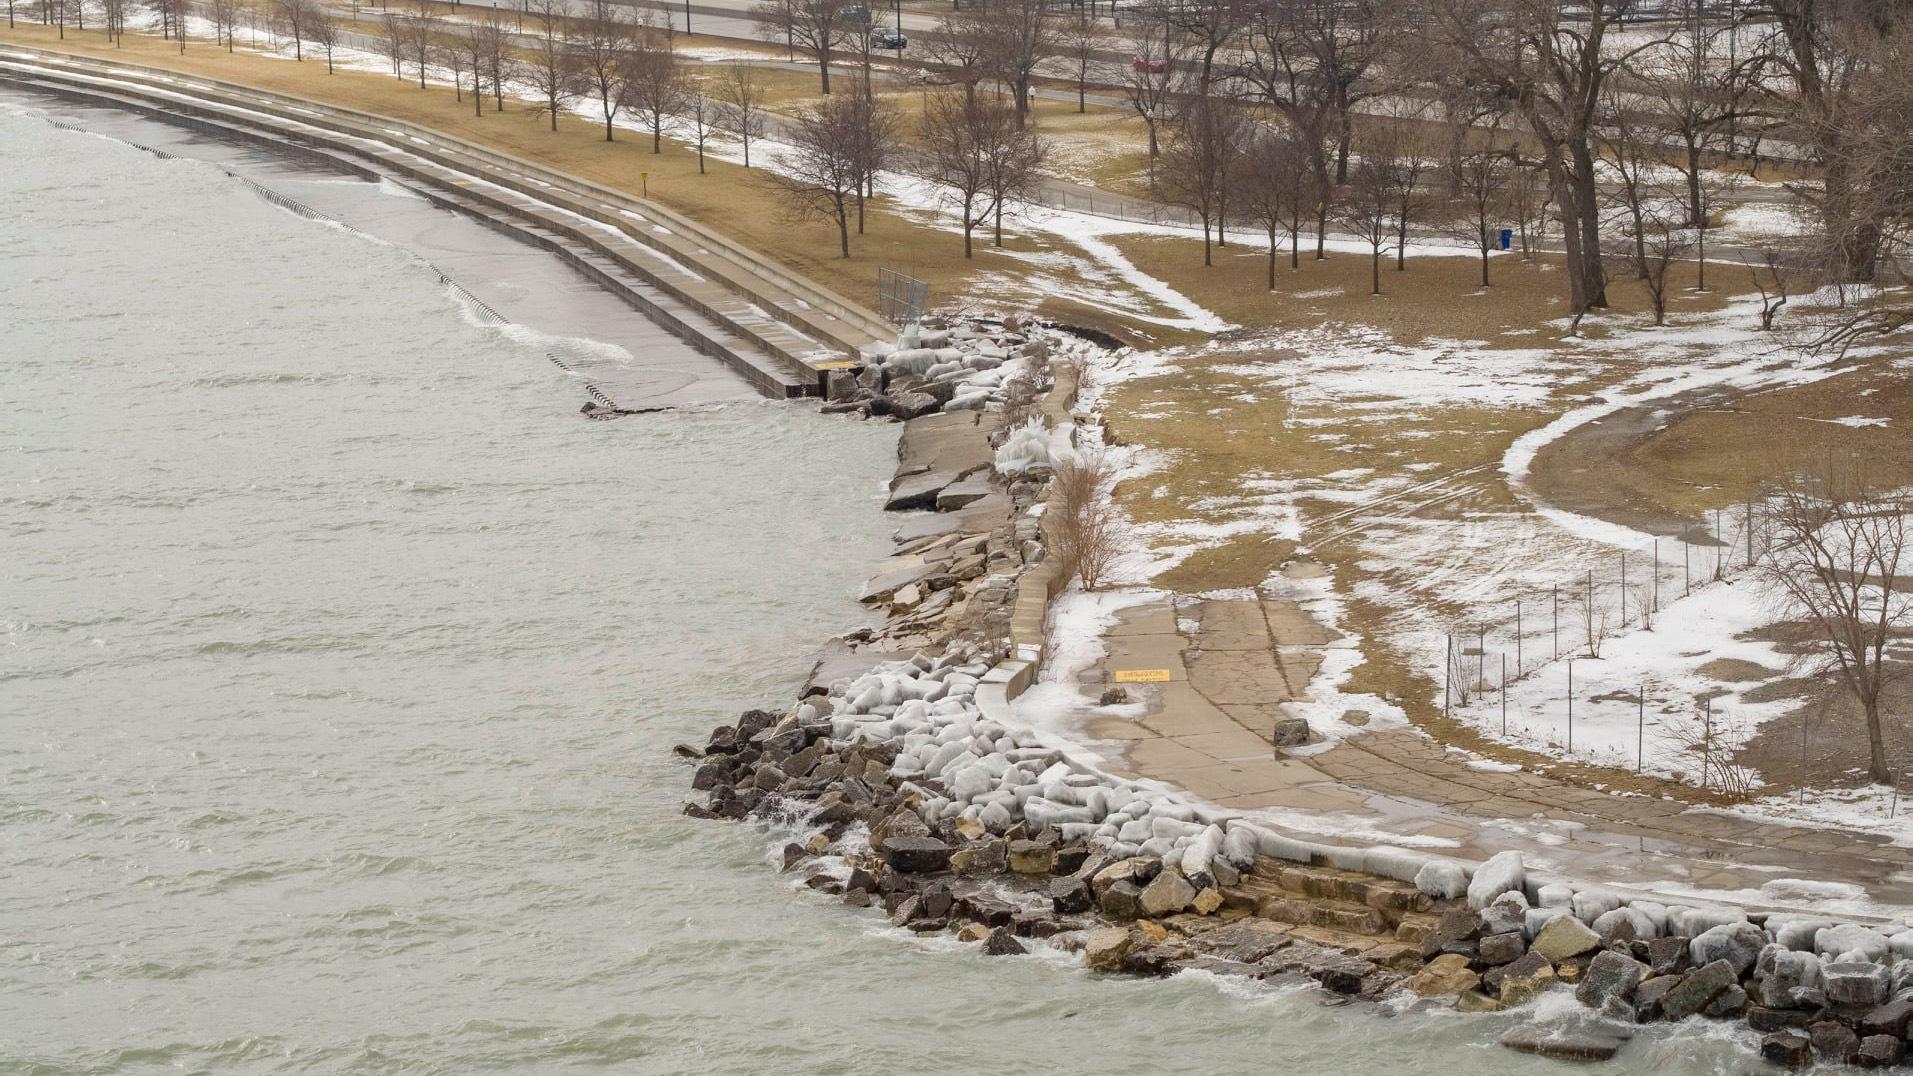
1132, 53, 1170, 73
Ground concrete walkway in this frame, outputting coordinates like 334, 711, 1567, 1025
1071, 586, 1913, 914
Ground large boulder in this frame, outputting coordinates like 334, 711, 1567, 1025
1761, 1031, 1813, 1070
1414, 860, 1469, 900
1481, 890, 1530, 937
1817, 923, 1889, 962
1532, 915, 1602, 962
1691, 921, 1768, 977
1824, 961, 1892, 1009
1139, 869, 1197, 917
1758, 947, 1825, 1009
1661, 959, 1737, 1020
1085, 927, 1135, 972
1500, 1021, 1633, 1063
1498, 952, 1558, 1007
1100, 879, 1145, 921
1576, 949, 1649, 1009
868, 806, 931, 853
1467, 851, 1525, 910
882, 835, 953, 873
1479, 931, 1527, 966
1408, 953, 1481, 997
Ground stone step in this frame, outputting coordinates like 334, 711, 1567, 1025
1250, 861, 1431, 914
1254, 893, 1390, 936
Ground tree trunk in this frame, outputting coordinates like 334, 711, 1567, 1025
1370, 247, 1380, 295
652, 122, 661, 153
1201, 219, 1212, 267
818, 45, 831, 94
1865, 695, 1890, 784
836, 196, 849, 258
1267, 226, 1277, 289
1480, 244, 1490, 288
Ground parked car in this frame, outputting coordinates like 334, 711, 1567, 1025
871, 25, 907, 49
1132, 52, 1170, 73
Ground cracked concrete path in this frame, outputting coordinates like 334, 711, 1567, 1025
1064, 589, 1913, 915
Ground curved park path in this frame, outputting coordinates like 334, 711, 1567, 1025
1070, 586, 1913, 915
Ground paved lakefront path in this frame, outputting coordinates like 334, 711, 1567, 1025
1076, 587, 1913, 914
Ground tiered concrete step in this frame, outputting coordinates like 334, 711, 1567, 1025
0, 45, 893, 398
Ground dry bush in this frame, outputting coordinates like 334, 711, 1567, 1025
1660, 698, 1758, 800
1049, 450, 1118, 592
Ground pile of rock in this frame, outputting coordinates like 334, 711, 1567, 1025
685, 310, 1913, 1072
1397, 852, 1913, 1067
831, 318, 1050, 422
681, 703, 1422, 1001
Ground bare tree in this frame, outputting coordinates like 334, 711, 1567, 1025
982, 99, 1046, 247
273, 0, 315, 60
1160, 97, 1246, 267
623, 29, 688, 153
481, 8, 512, 113
1448, 118, 1514, 287
1760, 459, 1912, 784
1750, 250, 1802, 331
1336, 129, 1407, 295
751, 0, 851, 94
208, 0, 239, 50
522, 0, 579, 131
922, 1, 995, 105
375, 10, 407, 77
310, 7, 340, 72
454, 15, 498, 115
681, 90, 716, 173
1059, 6, 1104, 114
843, 81, 894, 236
1120, 14, 1182, 167
1753, 0, 1905, 282
715, 63, 768, 167
1237, 127, 1317, 283
1146, 0, 1257, 104
988, 0, 1060, 128
768, 92, 864, 257
917, 89, 1000, 259
1428, 0, 1665, 316
571, 0, 636, 141
406, 0, 438, 90
1387, 121, 1436, 272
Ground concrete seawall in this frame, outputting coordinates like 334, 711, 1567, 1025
0, 44, 892, 400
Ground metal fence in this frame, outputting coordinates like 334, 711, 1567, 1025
877, 267, 929, 326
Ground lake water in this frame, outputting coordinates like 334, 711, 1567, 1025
0, 91, 1758, 1074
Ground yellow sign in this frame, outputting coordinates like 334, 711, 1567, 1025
814, 359, 859, 371
1113, 669, 1172, 683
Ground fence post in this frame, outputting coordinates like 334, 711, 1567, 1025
1637, 685, 1645, 772
1444, 633, 1452, 716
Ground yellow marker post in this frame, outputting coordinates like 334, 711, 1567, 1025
1113, 669, 1172, 684
640, 171, 649, 198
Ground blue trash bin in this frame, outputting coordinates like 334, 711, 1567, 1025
1498, 228, 1514, 251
